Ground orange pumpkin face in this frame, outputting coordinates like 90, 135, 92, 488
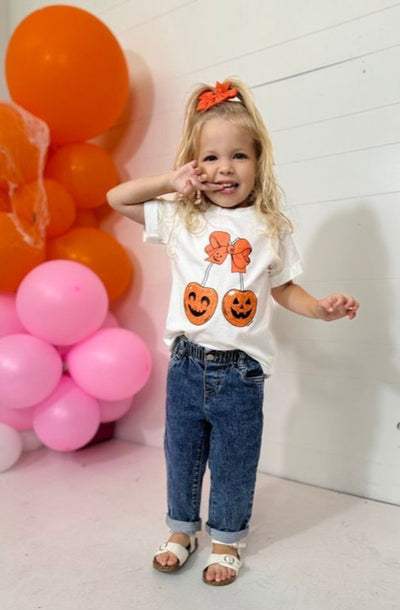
184, 282, 218, 325
222, 289, 257, 327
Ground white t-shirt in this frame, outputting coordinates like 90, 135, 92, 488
144, 200, 302, 373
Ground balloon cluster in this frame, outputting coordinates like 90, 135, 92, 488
0, 7, 150, 471
1, 5, 132, 300
0, 260, 152, 472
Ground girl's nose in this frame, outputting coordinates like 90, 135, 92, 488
219, 159, 233, 174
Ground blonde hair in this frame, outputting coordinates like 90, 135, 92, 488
174, 77, 292, 237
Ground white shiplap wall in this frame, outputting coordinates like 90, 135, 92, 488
3, 0, 400, 504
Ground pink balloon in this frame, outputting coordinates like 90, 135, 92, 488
33, 375, 100, 451
0, 293, 26, 337
99, 396, 133, 422
66, 328, 151, 401
56, 309, 120, 357
56, 344, 71, 359
16, 260, 108, 345
0, 405, 35, 430
102, 311, 120, 329
0, 334, 63, 409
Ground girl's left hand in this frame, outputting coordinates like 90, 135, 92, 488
315, 294, 359, 321
172, 161, 221, 196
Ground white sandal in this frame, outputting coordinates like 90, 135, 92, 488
153, 534, 198, 573
202, 539, 246, 586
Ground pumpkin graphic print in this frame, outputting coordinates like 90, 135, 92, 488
183, 230, 257, 327
184, 282, 218, 325
222, 289, 257, 327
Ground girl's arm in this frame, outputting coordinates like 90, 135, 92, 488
271, 281, 359, 321
106, 172, 175, 225
107, 161, 217, 224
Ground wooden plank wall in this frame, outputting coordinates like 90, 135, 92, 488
4, 0, 400, 503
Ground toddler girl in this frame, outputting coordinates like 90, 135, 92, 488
107, 78, 359, 586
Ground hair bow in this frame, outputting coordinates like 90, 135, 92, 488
197, 81, 238, 112
204, 231, 251, 273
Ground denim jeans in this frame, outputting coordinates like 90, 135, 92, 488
164, 335, 265, 543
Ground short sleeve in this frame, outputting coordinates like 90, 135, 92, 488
269, 231, 303, 288
143, 200, 161, 243
143, 199, 177, 244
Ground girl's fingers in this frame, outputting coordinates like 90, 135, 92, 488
202, 181, 223, 191
182, 179, 195, 194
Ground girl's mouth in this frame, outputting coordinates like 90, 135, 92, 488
217, 182, 239, 193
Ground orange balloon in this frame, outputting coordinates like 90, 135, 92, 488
0, 190, 11, 212
45, 143, 119, 209
95, 202, 114, 222
46, 227, 133, 300
73, 209, 98, 228
0, 102, 49, 190
12, 178, 77, 239
5, 5, 129, 144
0, 212, 45, 292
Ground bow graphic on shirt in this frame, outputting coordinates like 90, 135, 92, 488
204, 231, 252, 273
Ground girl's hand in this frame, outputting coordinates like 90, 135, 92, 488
315, 294, 359, 321
171, 161, 220, 196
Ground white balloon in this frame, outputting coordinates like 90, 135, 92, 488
0, 423, 23, 472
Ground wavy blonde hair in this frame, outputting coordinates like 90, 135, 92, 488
174, 77, 292, 238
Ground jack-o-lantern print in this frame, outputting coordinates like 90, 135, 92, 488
184, 282, 218, 325
183, 230, 257, 327
222, 288, 257, 327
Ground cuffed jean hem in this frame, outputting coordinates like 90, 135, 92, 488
166, 515, 202, 535
206, 524, 249, 544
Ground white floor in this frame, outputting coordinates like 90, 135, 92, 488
2, 440, 400, 610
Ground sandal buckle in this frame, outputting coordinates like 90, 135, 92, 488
224, 554, 235, 565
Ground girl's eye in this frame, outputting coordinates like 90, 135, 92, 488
203, 155, 217, 162
234, 152, 248, 159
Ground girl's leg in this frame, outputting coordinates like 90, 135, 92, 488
204, 354, 264, 582
156, 341, 209, 567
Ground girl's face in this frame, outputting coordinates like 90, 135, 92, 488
197, 117, 257, 209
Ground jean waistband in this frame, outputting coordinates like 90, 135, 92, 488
172, 335, 249, 365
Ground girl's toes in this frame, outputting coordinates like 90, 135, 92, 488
217, 567, 230, 582
156, 552, 177, 567
166, 553, 178, 567
156, 552, 167, 566
217, 568, 227, 582
205, 564, 232, 582
205, 565, 217, 581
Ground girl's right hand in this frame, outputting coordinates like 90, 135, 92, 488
171, 161, 220, 195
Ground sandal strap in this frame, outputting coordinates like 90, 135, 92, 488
154, 535, 197, 566
204, 552, 241, 574
211, 539, 246, 551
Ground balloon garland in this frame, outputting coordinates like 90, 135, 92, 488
0, 6, 150, 470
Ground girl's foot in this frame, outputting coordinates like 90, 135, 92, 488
203, 543, 239, 584
154, 533, 191, 568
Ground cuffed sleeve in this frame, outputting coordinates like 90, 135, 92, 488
269, 231, 303, 288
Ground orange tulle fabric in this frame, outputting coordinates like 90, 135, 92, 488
197, 81, 238, 112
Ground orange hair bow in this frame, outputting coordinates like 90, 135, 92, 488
197, 81, 238, 112
204, 231, 251, 273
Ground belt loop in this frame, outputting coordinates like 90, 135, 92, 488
172, 335, 185, 358
237, 351, 246, 368
178, 335, 187, 357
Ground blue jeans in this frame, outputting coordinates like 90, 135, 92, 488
164, 335, 265, 543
